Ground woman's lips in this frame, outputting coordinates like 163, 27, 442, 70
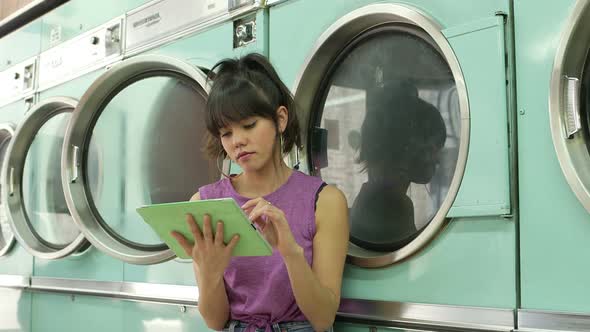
237, 152, 254, 161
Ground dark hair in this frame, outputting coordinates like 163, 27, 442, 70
359, 81, 446, 170
204, 53, 301, 160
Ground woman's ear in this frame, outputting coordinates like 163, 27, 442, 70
276, 106, 289, 133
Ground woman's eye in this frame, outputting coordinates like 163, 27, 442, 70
244, 121, 257, 129
220, 132, 231, 138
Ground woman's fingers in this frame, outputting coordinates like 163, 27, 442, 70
215, 221, 224, 246
241, 198, 263, 210
171, 231, 193, 257
225, 235, 240, 253
202, 214, 213, 241
248, 201, 273, 222
186, 214, 203, 243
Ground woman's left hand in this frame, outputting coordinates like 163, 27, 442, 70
242, 198, 302, 258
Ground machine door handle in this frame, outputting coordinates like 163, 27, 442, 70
71, 145, 80, 183
564, 76, 581, 139
8, 167, 14, 196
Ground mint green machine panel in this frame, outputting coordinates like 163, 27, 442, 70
516, 0, 590, 313
40, 0, 151, 51
0, 288, 31, 332
33, 71, 124, 282
0, 19, 41, 72
444, 16, 510, 217
122, 11, 268, 285
269, 0, 515, 308
341, 217, 514, 308
123, 302, 209, 332
0, 100, 32, 277
32, 293, 123, 332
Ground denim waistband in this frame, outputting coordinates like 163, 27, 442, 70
225, 320, 317, 332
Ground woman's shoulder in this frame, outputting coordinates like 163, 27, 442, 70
292, 170, 326, 187
316, 184, 347, 208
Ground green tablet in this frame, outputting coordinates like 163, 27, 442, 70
136, 198, 273, 259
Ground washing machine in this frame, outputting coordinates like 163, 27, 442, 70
0, 57, 37, 332
516, 0, 590, 330
0, 17, 135, 332
269, 0, 517, 330
34, 0, 266, 330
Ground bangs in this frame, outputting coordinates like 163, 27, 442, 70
206, 76, 276, 135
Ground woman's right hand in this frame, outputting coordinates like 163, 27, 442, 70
171, 214, 240, 281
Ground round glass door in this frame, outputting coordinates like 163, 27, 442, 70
0, 124, 16, 257
550, 0, 590, 214
2, 97, 88, 259
294, 4, 469, 267
63, 55, 223, 264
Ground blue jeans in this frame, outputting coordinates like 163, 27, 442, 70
222, 320, 333, 332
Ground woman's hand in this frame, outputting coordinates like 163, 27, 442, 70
171, 214, 239, 281
242, 198, 302, 258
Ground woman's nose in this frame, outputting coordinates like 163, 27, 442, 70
232, 130, 246, 147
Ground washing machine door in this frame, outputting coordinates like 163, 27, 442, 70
63, 54, 223, 264
0, 123, 16, 257
550, 0, 590, 214
1, 97, 89, 259
294, 4, 469, 267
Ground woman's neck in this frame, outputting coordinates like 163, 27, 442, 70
233, 160, 293, 198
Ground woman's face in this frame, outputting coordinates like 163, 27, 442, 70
219, 116, 279, 172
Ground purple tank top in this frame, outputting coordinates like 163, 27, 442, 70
198, 170, 326, 332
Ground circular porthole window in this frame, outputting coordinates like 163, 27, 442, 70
294, 4, 469, 267
63, 55, 225, 264
0, 123, 16, 257
2, 97, 89, 259
549, 0, 590, 214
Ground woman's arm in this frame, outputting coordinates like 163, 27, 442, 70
282, 185, 349, 331
184, 192, 232, 331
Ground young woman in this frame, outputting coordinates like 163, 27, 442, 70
171, 53, 349, 332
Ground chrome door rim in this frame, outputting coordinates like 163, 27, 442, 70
293, 3, 470, 267
1, 97, 88, 259
0, 123, 16, 257
62, 54, 214, 264
549, 0, 590, 214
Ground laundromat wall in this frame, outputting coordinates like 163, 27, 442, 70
2, 0, 589, 331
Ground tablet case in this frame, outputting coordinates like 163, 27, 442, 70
136, 198, 273, 259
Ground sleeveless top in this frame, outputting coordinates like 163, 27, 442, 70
198, 170, 326, 332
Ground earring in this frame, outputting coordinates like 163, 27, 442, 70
293, 144, 301, 170
216, 149, 231, 178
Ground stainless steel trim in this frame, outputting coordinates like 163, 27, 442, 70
23, 276, 514, 331
124, 0, 263, 57
518, 309, 590, 331
0, 123, 17, 257
549, 0, 590, 214
0, 275, 29, 289
29, 277, 199, 306
1, 97, 88, 259
62, 54, 214, 265
38, 17, 124, 92
292, 3, 470, 267
0, 0, 69, 39
338, 299, 514, 332
23, 277, 514, 331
